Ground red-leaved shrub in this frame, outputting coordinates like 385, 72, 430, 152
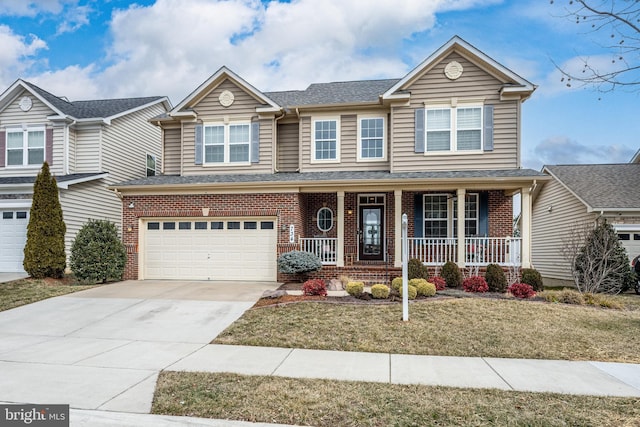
302, 279, 327, 296
508, 282, 536, 299
462, 276, 488, 293
429, 276, 446, 291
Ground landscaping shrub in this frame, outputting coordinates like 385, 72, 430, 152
485, 264, 507, 293
542, 290, 623, 309
410, 279, 436, 297
507, 283, 536, 299
442, 261, 462, 288
557, 289, 585, 305
520, 268, 543, 292
23, 162, 66, 279
429, 276, 446, 290
408, 258, 428, 279
277, 251, 322, 277
302, 279, 327, 296
70, 219, 126, 284
346, 281, 364, 296
462, 276, 489, 293
370, 284, 390, 299
399, 284, 417, 300
391, 277, 403, 292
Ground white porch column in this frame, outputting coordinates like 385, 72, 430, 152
521, 186, 532, 269
337, 191, 345, 267
456, 188, 466, 268
394, 189, 403, 268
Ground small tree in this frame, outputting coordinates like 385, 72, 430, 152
23, 162, 66, 278
565, 218, 633, 294
70, 219, 127, 284
277, 250, 322, 281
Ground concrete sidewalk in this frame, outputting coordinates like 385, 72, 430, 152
168, 344, 640, 398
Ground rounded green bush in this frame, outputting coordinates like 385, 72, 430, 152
485, 263, 507, 293
442, 261, 462, 288
408, 258, 428, 279
346, 281, 364, 296
415, 281, 436, 297
521, 268, 544, 292
391, 277, 403, 292
70, 219, 126, 284
370, 284, 390, 299
277, 251, 322, 275
399, 284, 417, 300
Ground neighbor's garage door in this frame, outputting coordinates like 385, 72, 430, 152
143, 218, 277, 281
617, 227, 640, 262
0, 209, 29, 272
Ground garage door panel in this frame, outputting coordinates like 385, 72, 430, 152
143, 218, 277, 281
0, 209, 29, 272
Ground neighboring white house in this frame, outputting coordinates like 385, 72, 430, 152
0, 79, 170, 273
532, 162, 640, 284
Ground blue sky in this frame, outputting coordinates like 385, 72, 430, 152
0, 0, 637, 169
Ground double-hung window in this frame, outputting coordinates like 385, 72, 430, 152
313, 118, 339, 162
204, 123, 250, 164
358, 116, 385, 160
6, 127, 45, 166
146, 154, 156, 176
423, 193, 479, 237
425, 105, 482, 152
453, 193, 479, 236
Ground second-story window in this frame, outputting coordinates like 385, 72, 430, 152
313, 119, 339, 162
146, 154, 156, 176
358, 117, 385, 160
204, 123, 250, 164
425, 105, 482, 152
6, 127, 44, 166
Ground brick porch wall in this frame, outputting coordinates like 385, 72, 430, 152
488, 190, 513, 237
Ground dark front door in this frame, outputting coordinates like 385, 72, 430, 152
359, 205, 384, 261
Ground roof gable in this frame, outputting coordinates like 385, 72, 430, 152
171, 66, 280, 115
544, 164, 640, 211
382, 36, 536, 100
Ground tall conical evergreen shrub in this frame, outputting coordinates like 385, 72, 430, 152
23, 162, 66, 278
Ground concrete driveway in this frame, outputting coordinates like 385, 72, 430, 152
0, 280, 278, 413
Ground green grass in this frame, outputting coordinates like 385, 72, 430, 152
214, 297, 640, 363
0, 278, 97, 311
152, 372, 640, 427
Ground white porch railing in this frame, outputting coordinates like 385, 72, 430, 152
408, 238, 458, 265
299, 237, 337, 265
407, 237, 522, 267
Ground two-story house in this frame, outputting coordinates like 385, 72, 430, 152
0, 79, 170, 273
113, 36, 548, 283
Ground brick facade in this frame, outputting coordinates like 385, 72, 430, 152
488, 190, 514, 237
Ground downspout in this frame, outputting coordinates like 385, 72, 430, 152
273, 108, 286, 173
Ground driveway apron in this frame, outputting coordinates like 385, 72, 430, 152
0, 280, 278, 413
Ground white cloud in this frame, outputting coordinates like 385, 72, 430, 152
526, 135, 636, 169
56, 4, 91, 35
30, 65, 100, 100
0, 25, 47, 87
0, 0, 68, 17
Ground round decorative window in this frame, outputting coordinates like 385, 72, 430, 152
317, 207, 334, 232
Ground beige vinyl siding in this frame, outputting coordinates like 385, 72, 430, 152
300, 113, 391, 172
392, 52, 519, 172
0, 90, 65, 176
163, 127, 181, 175
182, 79, 273, 175
67, 126, 76, 173
101, 103, 165, 184
59, 179, 121, 262
74, 125, 102, 173
276, 122, 299, 172
531, 178, 595, 281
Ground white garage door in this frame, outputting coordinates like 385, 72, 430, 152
143, 218, 277, 281
617, 228, 640, 262
0, 209, 29, 272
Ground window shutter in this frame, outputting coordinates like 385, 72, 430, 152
479, 191, 489, 236
45, 128, 53, 165
483, 105, 494, 152
194, 124, 203, 165
0, 131, 5, 167
413, 193, 423, 238
251, 119, 260, 163
414, 108, 425, 153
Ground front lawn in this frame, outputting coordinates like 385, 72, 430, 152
214, 297, 640, 363
152, 372, 640, 427
0, 277, 97, 312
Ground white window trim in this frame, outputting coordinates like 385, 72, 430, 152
424, 103, 483, 155
5, 126, 45, 168
453, 193, 480, 237
311, 117, 341, 164
202, 121, 251, 166
357, 115, 387, 162
423, 193, 480, 238
146, 153, 156, 177
316, 207, 334, 232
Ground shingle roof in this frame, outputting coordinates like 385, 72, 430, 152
545, 164, 640, 210
265, 79, 400, 106
0, 173, 106, 186
22, 81, 165, 119
115, 168, 545, 187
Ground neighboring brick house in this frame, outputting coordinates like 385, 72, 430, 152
112, 36, 547, 282
0, 79, 170, 272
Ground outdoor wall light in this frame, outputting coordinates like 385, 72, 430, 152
347, 208, 353, 215
128, 202, 135, 209
127, 226, 133, 232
